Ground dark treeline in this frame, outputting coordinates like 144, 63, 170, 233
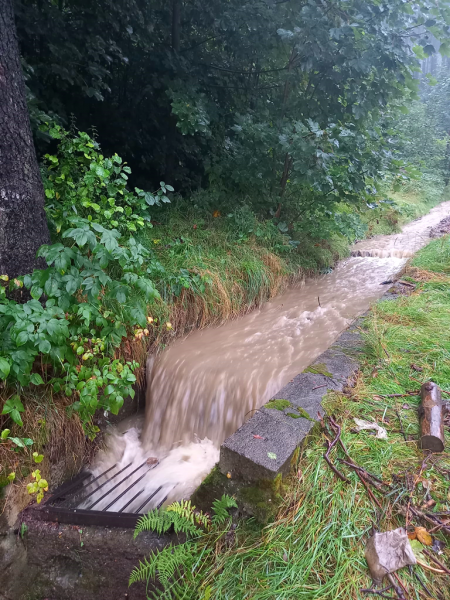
14, 0, 450, 218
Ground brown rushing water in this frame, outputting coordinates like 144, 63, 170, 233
84, 201, 450, 512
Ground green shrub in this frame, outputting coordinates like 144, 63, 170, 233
42, 125, 173, 235
1, 127, 173, 435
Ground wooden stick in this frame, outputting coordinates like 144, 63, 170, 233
360, 586, 397, 599
409, 506, 450, 536
387, 573, 406, 599
373, 391, 418, 398
322, 420, 350, 483
392, 572, 409, 599
337, 459, 389, 488
416, 559, 446, 574
356, 470, 383, 509
422, 549, 450, 574
419, 382, 445, 452
409, 566, 437, 600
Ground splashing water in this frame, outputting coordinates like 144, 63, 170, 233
85, 201, 450, 511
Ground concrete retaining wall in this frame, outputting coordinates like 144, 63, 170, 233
219, 319, 364, 481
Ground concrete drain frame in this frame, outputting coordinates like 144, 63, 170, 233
29, 460, 169, 528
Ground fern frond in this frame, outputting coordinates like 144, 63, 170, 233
134, 508, 175, 538
167, 499, 196, 522
194, 510, 210, 529
167, 499, 210, 530
129, 543, 197, 590
134, 506, 203, 539
129, 549, 159, 585
211, 494, 237, 526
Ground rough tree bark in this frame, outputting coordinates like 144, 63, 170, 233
0, 0, 50, 278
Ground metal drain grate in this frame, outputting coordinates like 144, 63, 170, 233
30, 460, 173, 528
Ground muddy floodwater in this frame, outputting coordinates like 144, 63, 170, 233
85, 201, 450, 512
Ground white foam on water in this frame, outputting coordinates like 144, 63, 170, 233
80, 427, 219, 512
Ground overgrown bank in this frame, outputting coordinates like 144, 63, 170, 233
134, 235, 450, 599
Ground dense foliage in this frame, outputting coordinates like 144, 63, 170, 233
0, 127, 170, 435
16, 0, 450, 219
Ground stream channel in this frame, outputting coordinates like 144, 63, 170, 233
82, 201, 450, 513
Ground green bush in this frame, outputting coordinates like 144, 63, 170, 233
1, 128, 173, 436
42, 125, 173, 235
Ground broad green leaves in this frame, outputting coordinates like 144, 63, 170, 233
0, 129, 169, 430
0, 357, 11, 379
42, 127, 173, 236
2, 395, 24, 426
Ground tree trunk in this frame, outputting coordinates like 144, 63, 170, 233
419, 381, 445, 453
0, 0, 50, 279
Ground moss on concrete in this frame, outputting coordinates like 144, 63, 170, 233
238, 474, 285, 523
286, 412, 301, 419
238, 485, 279, 523
265, 399, 291, 411
296, 407, 314, 421
303, 363, 333, 377
191, 466, 232, 512
192, 466, 285, 524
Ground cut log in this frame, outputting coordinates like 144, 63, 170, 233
419, 382, 446, 452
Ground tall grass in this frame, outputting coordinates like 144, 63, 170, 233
362, 184, 445, 237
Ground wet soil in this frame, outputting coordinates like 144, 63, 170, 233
430, 215, 450, 238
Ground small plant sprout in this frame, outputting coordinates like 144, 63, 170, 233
20, 523, 28, 539
1, 428, 33, 450
33, 452, 44, 464
26, 469, 48, 504
7, 472, 15, 483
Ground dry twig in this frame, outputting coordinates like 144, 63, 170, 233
322, 419, 350, 483
422, 549, 450, 575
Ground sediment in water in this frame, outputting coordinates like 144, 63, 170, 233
84, 201, 450, 512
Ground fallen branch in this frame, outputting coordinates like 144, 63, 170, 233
358, 470, 383, 509
374, 391, 418, 398
322, 419, 350, 483
327, 416, 384, 509
422, 548, 450, 574
419, 382, 446, 452
360, 585, 398, 599
337, 459, 389, 489
391, 572, 408, 600
416, 559, 446, 575
409, 565, 437, 600
405, 456, 431, 528
395, 408, 407, 442
408, 506, 450, 537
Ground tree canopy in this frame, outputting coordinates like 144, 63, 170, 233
15, 0, 450, 214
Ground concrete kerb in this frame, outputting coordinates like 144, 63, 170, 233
219, 318, 366, 482
218, 275, 414, 483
